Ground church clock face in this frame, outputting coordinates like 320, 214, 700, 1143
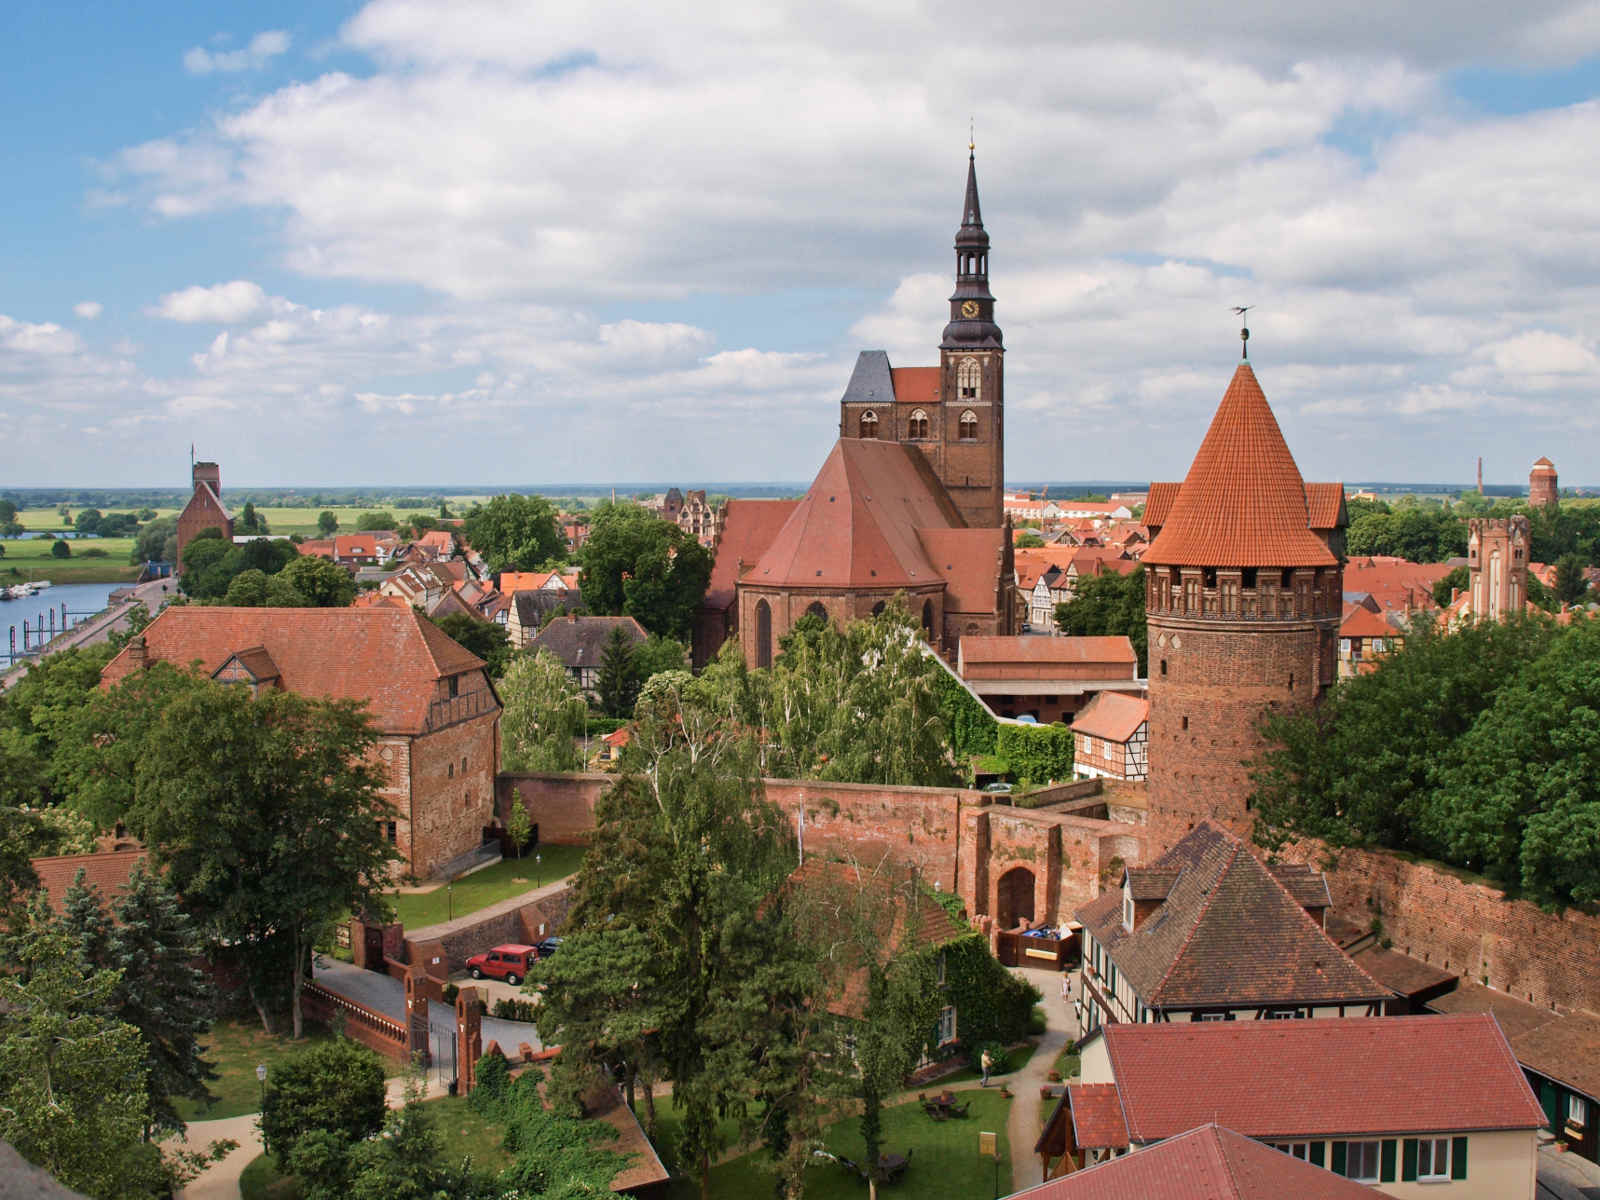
961, 300, 979, 318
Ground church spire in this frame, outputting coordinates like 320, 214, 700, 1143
942, 147, 1001, 350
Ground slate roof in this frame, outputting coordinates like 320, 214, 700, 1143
99, 606, 486, 736
702, 499, 802, 611
1143, 364, 1340, 569
1095, 1015, 1546, 1141
1019, 1123, 1391, 1200
30, 849, 149, 914
839, 350, 896, 409
747, 439, 966, 591
511, 589, 584, 628
1069, 693, 1148, 744
527, 615, 647, 671
1075, 823, 1389, 1009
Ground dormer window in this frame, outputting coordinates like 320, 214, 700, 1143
1123, 883, 1135, 933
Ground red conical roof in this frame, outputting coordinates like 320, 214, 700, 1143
1143, 363, 1337, 569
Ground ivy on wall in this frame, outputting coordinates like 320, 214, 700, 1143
932, 669, 999, 759
933, 933, 1040, 1054
996, 723, 1075, 786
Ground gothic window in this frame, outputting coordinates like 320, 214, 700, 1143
908, 409, 930, 440
755, 599, 773, 668
958, 357, 981, 400
959, 409, 978, 440
859, 410, 878, 439
804, 601, 828, 624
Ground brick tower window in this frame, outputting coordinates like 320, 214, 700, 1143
958, 357, 981, 400
959, 409, 978, 440
860, 410, 878, 439
909, 409, 930, 440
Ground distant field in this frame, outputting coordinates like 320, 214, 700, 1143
0, 535, 140, 583
14, 503, 459, 538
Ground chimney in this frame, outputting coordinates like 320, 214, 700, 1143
128, 634, 149, 670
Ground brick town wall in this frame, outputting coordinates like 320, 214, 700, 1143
1278, 841, 1600, 1013
403, 885, 574, 972
1145, 616, 1333, 855
410, 707, 500, 878
498, 773, 611, 845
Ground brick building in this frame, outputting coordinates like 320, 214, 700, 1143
1142, 362, 1346, 848
100, 606, 501, 878
1529, 456, 1558, 509
956, 635, 1140, 723
175, 460, 233, 566
706, 151, 1016, 667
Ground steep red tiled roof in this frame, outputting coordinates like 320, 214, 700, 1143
1071, 692, 1148, 744
1142, 482, 1181, 530
1014, 548, 1067, 589
961, 636, 1136, 666
1305, 482, 1346, 530
334, 534, 377, 557
419, 529, 456, 551
1101, 1015, 1545, 1141
31, 849, 149, 913
916, 528, 1006, 613
1019, 1123, 1385, 1200
1339, 603, 1397, 638
1143, 364, 1338, 569
1075, 823, 1389, 1009
99, 606, 486, 735
1068, 1083, 1129, 1150
748, 439, 965, 590
1533, 456, 1555, 470
1343, 557, 1453, 613
702, 499, 801, 610
890, 366, 941, 406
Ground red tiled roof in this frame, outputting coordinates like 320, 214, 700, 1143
1071, 692, 1148, 743
1014, 548, 1066, 589
1099, 1014, 1546, 1141
99, 606, 486, 735
1510, 1009, 1600, 1104
334, 535, 377, 557
702, 499, 802, 610
1019, 1123, 1383, 1200
1068, 1083, 1129, 1150
1343, 557, 1453, 613
297, 538, 336, 558
31, 849, 149, 913
1339, 604, 1397, 638
961, 636, 1136, 666
419, 529, 456, 550
1143, 364, 1338, 569
890, 366, 941, 406
1305, 482, 1346, 530
1142, 482, 1181, 530
916, 528, 1007, 613
748, 439, 965, 590
1533, 456, 1555, 470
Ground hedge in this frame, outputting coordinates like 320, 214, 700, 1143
996, 723, 1075, 786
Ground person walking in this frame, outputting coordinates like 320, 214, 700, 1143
980, 1047, 993, 1087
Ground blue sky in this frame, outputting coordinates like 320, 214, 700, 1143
4, 2, 1600, 489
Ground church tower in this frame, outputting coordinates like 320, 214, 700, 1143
1141, 361, 1346, 852
937, 149, 1005, 528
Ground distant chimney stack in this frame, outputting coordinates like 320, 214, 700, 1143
192, 461, 221, 494
128, 635, 148, 670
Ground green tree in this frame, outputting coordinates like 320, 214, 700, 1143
462, 494, 563, 574
0, 643, 114, 809
0, 897, 171, 1198
1554, 552, 1590, 607
578, 502, 713, 638
73, 508, 104, 536
50, 537, 70, 559
317, 510, 339, 536
131, 515, 179, 565
500, 650, 588, 773
632, 633, 689, 684
430, 611, 512, 678
1054, 564, 1147, 672
237, 501, 268, 535
597, 626, 642, 718
1432, 565, 1469, 607
222, 567, 302, 607
71, 668, 399, 1034
506, 795, 533, 858
56, 866, 217, 1137
261, 1038, 386, 1164
1015, 530, 1045, 549
0, 498, 17, 524
355, 510, 397, 532
276, 553, 357, 607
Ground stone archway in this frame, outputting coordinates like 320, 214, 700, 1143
996, 866, 1036, 931
755, 599, 773, 668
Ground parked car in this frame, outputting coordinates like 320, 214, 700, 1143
535, 936, 563, 959
466, 943, 537, 985
980, 781, 1014, 795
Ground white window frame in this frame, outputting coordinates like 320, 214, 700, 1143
1346, 1140, 1381, 1183
1272, 1142, 1311, 1161
1123, 892, 1134, 932
1569, 1094, 1590, 1126
1417, 1136, 1451, 1181
937, 1005, 957, 1046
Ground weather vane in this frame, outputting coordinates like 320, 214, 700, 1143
1232, 306, 1252, 359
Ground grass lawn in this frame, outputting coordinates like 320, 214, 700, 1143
935, 1039, 1039, 1085
177, 1019, 341, 1122
390, 845, 586, 930
661, 1092, 1013, 1199
238, 1094, 510, 1200
0, 535, 140, 583
1050, 1046, 1080, 1080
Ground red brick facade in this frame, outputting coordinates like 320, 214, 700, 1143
175, 460, 233, 566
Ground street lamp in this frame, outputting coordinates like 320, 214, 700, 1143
535, 852, 542, 888
255, 1063, 268, 1111
447, 880, 454, 923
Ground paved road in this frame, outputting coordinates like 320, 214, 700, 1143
1004, 965, 1078, 1192
1, 577, 174, 691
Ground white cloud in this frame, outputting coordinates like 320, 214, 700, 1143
183, 30, 291, 75
73, 301, 103, 320
152, 281, 271, 323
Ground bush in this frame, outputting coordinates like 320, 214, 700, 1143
472, 1048, 511, 1108
1028, 1005, 1048, 1036
259, 1038, 386, 1161
491, 997, 538, 1023
441, 982, 459, 1005
78, 547, 109, 558
976, 1041, 1010, 1075
996, 723, 1074, 785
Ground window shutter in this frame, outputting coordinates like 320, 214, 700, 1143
1381, 1139, 1397, 1182
1309, 1141, 1325, 1168
1402, 1139, 1418, 1182
1331, 1141, 1347, 1177
1451, 1136, 1468, 1180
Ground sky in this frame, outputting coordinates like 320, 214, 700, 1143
4, 1, 1600, 490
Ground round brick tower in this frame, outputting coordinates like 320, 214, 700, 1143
1141, 363, 1345, 852
1529, 456, 1558, 509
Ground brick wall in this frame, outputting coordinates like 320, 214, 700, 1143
402, 886, 574, 972
301, 981, 410, 1064
410, 708, 500, 877
498, 773, 610, 844
1278, 841, 1600, 1012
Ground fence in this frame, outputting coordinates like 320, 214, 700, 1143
300, 980, 412, 1064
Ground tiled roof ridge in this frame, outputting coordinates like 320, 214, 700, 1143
1211, 1123, 1248, 1200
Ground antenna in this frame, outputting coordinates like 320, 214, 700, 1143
1231, 306, 1252, 360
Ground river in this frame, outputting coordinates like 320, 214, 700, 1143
0, 581, 129, 663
